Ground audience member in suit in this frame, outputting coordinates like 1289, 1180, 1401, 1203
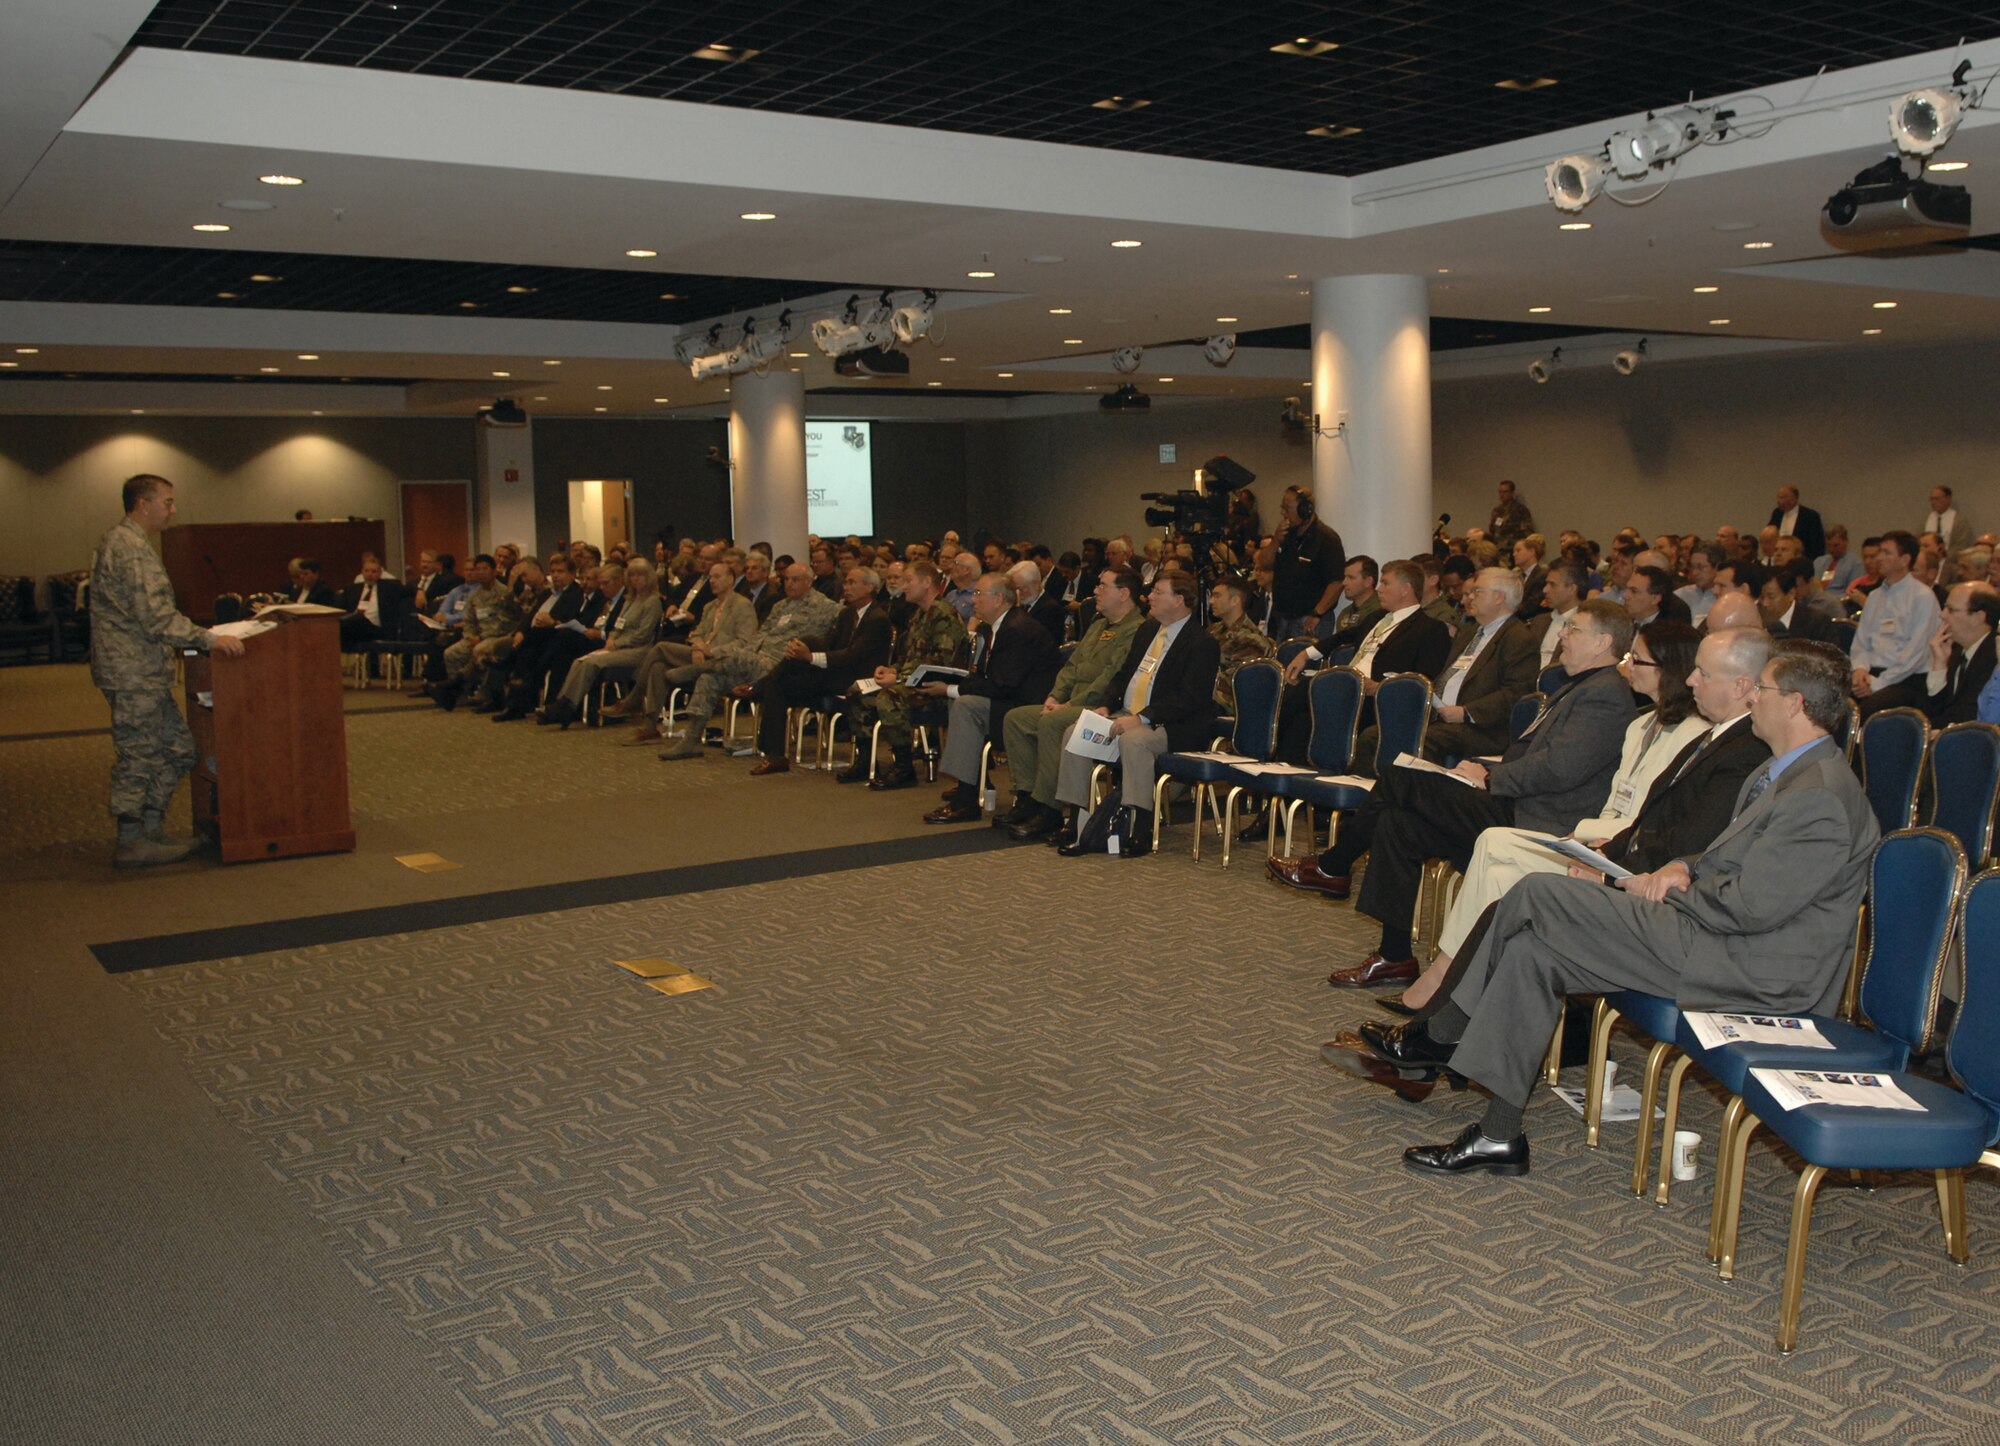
336, 556, 406, 650
1414, 568, 1541, 764
1016, 559, 1070, 643
492, 562, 606, 721
1371, 624, 1761, 1015
1051, 573, 1223, 856
473, 555, 585, 710
1758, 561, 1838, 643
286, 559, 339, 608
748, 567, 895, 774
609, 561, 758, 737
921, 572, 1061, 824
1270, 599, 1639, 986
1923, 485, 1972, 584
541, 559, 661, 726
809, 544, 842, 601
1622, 564, 1692, 629
1923, 581, 2000, 726
1768, 484, 1826, 564
412, 553, 461, 618
737, 552, 780, 623
1276, 559, 1452, 764
1527, 561, 1586, 673
1512, 536, 1549, 620
1396, 640, 1878, 1177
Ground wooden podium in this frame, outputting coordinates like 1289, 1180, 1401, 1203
183, 612, 356, 863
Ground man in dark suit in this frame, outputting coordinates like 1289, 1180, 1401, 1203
1623, 564, 1692, 630
336, 556, 406, 649
1512, 537, 1549, 621
287, 559, 338, 608
1759, 561, 1838, 643
1016, 560, 1070, 642
1270, 599, 1639, 986
1276, 558, 1452, 762
1417, 567, 1542, 763
738, 552, 780, 623
1770, 484, 1826, 566
1399, 639, 1877, 1177
1052, 572, 1223, 856
809, 544, 841, 600
922, 571, 1061, 823
1924, 581, 2000, 726
749, 566, 894, 775
411, 552, 460, 618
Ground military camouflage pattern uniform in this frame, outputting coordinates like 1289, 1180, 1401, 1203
1210, 614, 1277, 711
681, 588, 840, 729
442, 581, 522, 681
90, 516, 213, 819
844, 598, 969, 752
1000, 607, 1144, 807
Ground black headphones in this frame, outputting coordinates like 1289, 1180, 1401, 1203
1294, 489, 1314, 522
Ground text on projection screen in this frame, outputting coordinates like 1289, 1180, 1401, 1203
805, 421, 874, 536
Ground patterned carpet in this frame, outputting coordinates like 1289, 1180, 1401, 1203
114, 843, 2000, 1445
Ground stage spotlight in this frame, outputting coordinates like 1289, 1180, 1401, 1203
1545, 154, 1608, 211
1202, 334, 1237, 367
1607, 107, 1710, 179
1527, 347, 1563, 384
890, 290, 938, 345
1612, 338, 1648, 375
1111, 345, 1143, 373
1891, 85, 1967, 155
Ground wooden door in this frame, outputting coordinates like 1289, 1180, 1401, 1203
400, 481, 471, 577
599, 482, 631, 555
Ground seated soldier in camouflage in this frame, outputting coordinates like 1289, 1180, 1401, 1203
992, 565, 1146, 838
831, 559, 967, 787
658, 562, 840, 760
425, 554, 521, 710
1208, 573, 1279, 707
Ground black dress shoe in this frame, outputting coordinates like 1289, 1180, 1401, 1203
869, 764, 919, 791
1378, 998, 1418, 1017
1356, 1020, 1456, 1069
992, 799, 1036, 829
923, 800, 983, 824
1007, 806, 1061, 841
1403, 1123, 1530, 1176
833, 760, 872, 784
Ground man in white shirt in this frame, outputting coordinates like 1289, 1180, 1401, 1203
1852, 530, 1943, 717
1531, 562, 1585, 671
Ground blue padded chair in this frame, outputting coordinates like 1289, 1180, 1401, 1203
1149, 659, 1282, 860
1832, 698, 1860, 763
1859, 707, 1928, 834
1257, 672, 1432, 860
1537, 662, 1569, 697
1724, 862, 2000, 1353
1828, 616, 1858, 656
1508, 690, 1546, 744
1686, 829, 1963, 1253
1583, 989, 1686, 1176
1927, 723, 2000, 868
1275, 638, 1315, 670
1257, 669, 1366, 857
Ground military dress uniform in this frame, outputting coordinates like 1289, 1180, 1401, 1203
89, 516, 214, 849
1209, 614, 1277, 711
844, 599, 969, 755
998, 607, 1144, 812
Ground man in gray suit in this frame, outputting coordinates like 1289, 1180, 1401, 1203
1394, 639, 1879, 1176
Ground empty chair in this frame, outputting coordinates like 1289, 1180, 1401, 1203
1508, 690, 1546, 743
1927, 722, 2000, 868
1858, 707, 1927, 834
1257, 668, 1366, 856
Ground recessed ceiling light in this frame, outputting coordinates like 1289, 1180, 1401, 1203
1528, 306, 1552, 314
997, 371, 1015, 377
624, 248, 657, 258
458, 301, 481, 309
506, 285, 537, 294
926, 381, 943, 387
15, 347, 40, 357
739, 211, 776, 221
691, 42, 758, 62
1302, 381, 1312, 386
1863, 327, 1883, 335
1871, 300, 1898, 309
1110, 239, 1143, 248
966, 269, 996, 278
131, 409, 144, 415
1742, 240, 1774, 250
542, 359, 561, 366
658, 292, 680, 301
1092, 96, 1152, 111
1693, 285, 1720, 293
259, 366, 280, 373
1558, 221, 1591, 231
1927, 159, 1970, 172
311, 410, 323, 417
1063, 339, 1083, 345
492, 370, 511, 377
789, 351, 809, 358
1709, 318, 1731, 325
1285, 273, 1300, 280
248, 273, 279, 283
215, 290, 240, 299
258, 174, 303, 186
594, 406, 607, 412
191, 223, 230, 232
534, 395, 548, 401
1215, 316, 1238, 323
1306, 125, 1362, 139
653, 397, 670, 403
1048, 307, 1072, 314
1495, 77, 1557, 91
0, 362, 14, 368
1157, 376, 1175, 382
295, 353, 319, 360
597, 384, 613, 390
940, 356, 956, 362
1436, 268, 1450, 275
1272, 37, 1338, 56
218, 199, 274, 212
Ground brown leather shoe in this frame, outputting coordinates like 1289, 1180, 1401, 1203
624, 723, 663, 745
1266, 855, 1351, 899
1328, 953, 1421, 988
749, 757, 791, 776
922, 800, 983, 824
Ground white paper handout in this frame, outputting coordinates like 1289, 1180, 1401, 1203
1750, 1068, 1926, 1113
1393, 752, 1481, 787
208, 619, 277, 640
1064, 709, 1123, 761
906, 664, 969, 687
853, 678, 883, 695
1182, 750, 1255, 764
1229, 762, 1316, 776
1685, 1012, 1834, 1051
1528, 834, 1633, 880
414, 612, 448, 631
1550, 1084, 1662, 1123
257, 601, 345, 616
1314, 774, 1376, 790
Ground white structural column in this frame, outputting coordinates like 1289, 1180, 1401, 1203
728, 369, 810, 559
1310, 275, 1433, 560
473, 415, 538, 554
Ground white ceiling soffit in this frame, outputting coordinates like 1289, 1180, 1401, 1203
0, 0, 156, 211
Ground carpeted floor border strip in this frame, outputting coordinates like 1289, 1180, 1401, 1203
92, 828, 1014, 973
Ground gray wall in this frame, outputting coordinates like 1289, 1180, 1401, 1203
532, 418, 732, 553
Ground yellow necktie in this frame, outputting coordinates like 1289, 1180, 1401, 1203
1128, 628, 1169, 714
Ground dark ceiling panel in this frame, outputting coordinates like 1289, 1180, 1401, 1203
0, 239, 878, 325
130, 1, 1992, 173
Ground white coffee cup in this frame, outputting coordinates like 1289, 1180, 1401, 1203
1597, 1060, 1619, 1109
1672, 1129, 1701, 1181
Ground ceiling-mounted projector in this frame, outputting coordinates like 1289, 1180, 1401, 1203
1099, 383, 1150, 411
480, 397, 527, 427
1821, 155, 1970, 249
834, 346, 909, 378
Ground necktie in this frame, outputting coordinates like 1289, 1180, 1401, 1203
1351, 616, 1393, 677
1738, 765, 1775, 815
362, 583, 373, 605
1127, 628, 1170, 714
971, 625, 991, 674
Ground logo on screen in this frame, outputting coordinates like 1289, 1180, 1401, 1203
842, 425, 868, 451
806, 488, 827, 503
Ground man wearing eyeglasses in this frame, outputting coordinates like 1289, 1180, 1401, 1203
1923, 581, 2000, 727
1417, 568, 1541, 764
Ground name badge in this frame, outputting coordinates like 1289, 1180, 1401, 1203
1611, 778, 1638, 815
1136, 652, 1162, 676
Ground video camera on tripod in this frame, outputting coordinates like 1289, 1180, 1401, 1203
1140, 455, 1253, 535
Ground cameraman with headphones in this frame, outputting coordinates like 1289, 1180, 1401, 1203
1269, 485, 1347, 641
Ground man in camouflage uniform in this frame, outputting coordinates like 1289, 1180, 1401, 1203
833, 559, 967, 786
992, 566, 1146, 837
658, 562, 839, 759
428, 554, 522, 708
90, 474, 245, 867
1208, 574, 1278, 710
